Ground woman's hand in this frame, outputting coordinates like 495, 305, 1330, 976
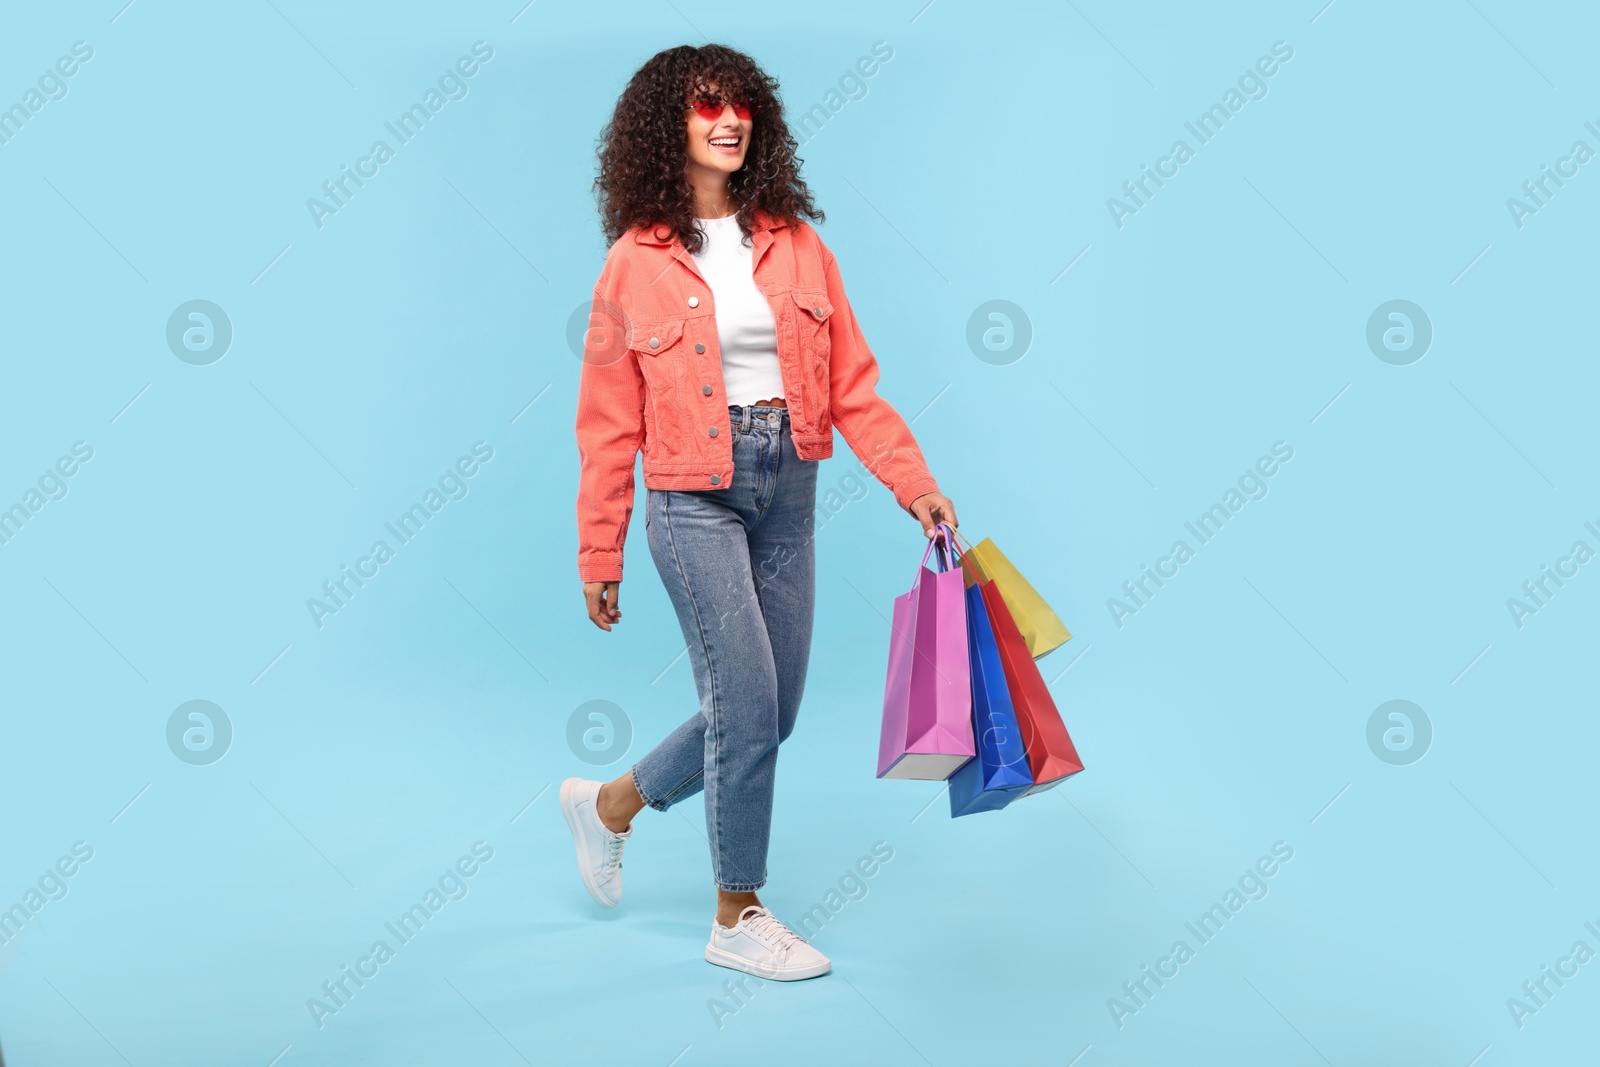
584, 581, 622, 631
909, 492, 959, 540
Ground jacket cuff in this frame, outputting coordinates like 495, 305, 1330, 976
894, 477, 942, 514
578, 551, 623, 583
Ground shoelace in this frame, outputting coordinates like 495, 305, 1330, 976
601, 833, 625, 876
743, 909, 805, 956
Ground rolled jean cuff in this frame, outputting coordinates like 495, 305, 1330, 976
629, 765, 670, 812
635, 765, 705, 812
716, 877, 767, 893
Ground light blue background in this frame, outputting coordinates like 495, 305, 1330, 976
2, 1, 1596, 1064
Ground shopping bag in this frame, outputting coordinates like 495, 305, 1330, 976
948, 567, 1035, 817
977, 575, 1083, 795
954, 528, 1072, 660
877, 523, 976, 780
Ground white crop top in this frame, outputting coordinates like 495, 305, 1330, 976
690, 213, 786, 406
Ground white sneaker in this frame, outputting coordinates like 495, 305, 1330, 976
560, 778, 632, 908
705, 905, 831, 981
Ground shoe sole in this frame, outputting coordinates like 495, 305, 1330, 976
560, 778, 617, 909
704, 942, 831, 981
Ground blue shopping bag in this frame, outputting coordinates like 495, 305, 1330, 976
948, 572, 1035, 817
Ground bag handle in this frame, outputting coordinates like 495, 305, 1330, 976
942, 523, 984, 584
915, 521, 963, 577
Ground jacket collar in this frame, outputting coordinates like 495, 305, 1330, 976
634, 207, 788, 245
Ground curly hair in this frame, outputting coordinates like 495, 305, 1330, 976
594, 44, 824, 253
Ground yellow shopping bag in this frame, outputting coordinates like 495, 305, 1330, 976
949, 527, 1072, 659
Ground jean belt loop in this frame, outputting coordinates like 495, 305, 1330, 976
741, 406, 753, 433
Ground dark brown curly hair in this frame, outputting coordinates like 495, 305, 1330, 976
594, 44, 824, 254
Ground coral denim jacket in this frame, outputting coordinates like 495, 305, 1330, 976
574, 208, 941, 583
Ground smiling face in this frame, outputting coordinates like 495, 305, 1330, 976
682, 83, 753, 191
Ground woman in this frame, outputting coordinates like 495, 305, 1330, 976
562, 44, 957, 981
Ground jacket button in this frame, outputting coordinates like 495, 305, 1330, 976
813, 307, 822, 317
688, 296, 699, 307
701, 384, 712, 395
695, 343, 705, 353
710, 474, 720, 484
708, 425, 718, 437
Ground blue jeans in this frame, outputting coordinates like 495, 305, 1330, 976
631, 404, 819, 891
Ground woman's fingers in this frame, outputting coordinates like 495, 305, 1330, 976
916, 494, 958, 538
584, 585, 606, 630
584, 581, 622, 631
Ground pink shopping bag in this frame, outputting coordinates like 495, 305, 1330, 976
877, 523, 976, 780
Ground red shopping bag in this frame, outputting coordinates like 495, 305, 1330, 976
976, 575, 1083, 794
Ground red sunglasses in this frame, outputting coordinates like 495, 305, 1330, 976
685, 97, 754, 121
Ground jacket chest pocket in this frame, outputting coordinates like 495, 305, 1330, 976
629, 319, 689, 456
791, 290, 833, 407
